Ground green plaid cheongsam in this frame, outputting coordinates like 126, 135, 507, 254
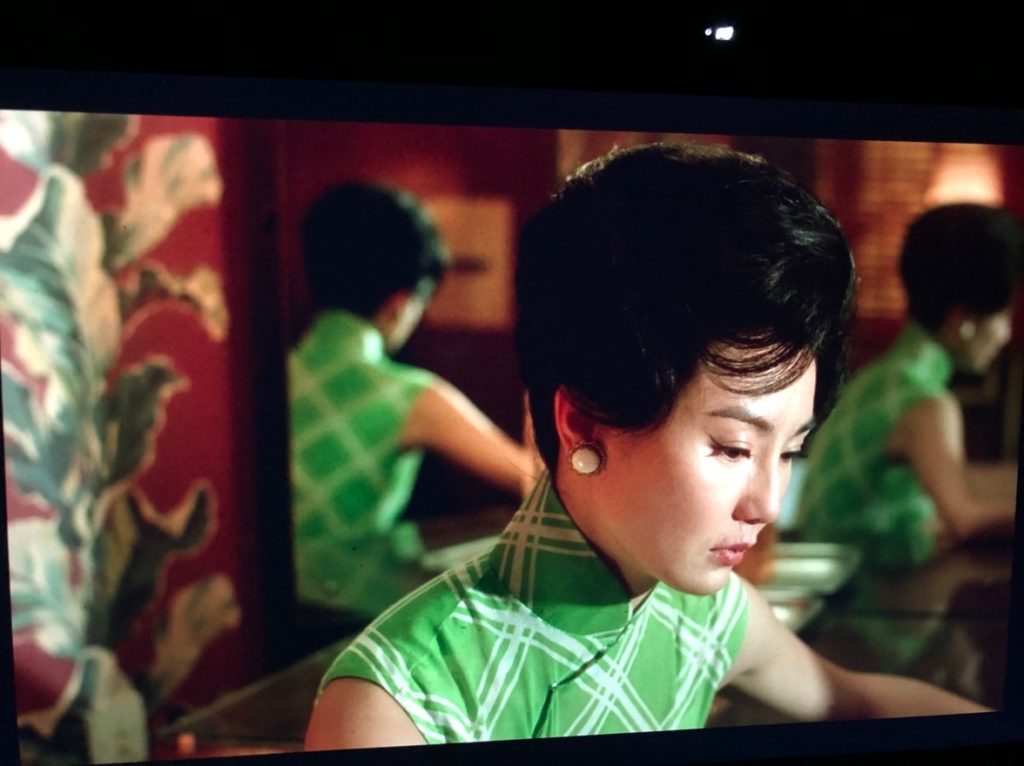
798, 323, 954, 568
290, 310, 436, 616
320, 474, 749, 743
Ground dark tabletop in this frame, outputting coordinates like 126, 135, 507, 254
710, 539, 1013, 726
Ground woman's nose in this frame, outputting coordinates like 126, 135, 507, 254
735, 463, 785, 525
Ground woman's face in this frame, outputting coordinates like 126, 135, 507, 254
953, 308, 1013, 374
560, 360, 817, 598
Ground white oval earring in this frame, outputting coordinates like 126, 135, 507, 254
569, 441, 606, 475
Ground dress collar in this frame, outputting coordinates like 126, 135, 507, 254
488, 473, 636, 636
893, 321, 954, 386
307, 309, 385, 363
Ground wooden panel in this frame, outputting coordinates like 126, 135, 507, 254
424, 196, 515, 330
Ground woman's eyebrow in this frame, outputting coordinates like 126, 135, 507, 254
708, 406, 816, 437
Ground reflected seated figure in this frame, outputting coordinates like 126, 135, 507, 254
289, 183, 532, 620
798, 204, 1023, 570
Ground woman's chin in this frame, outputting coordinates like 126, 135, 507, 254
660, 569, 730, 598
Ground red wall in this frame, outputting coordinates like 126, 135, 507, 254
82, 115, 282, 710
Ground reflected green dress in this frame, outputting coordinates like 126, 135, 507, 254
320, 474, 749, 743
289, 310, 435, 616
799, 323, 954, 568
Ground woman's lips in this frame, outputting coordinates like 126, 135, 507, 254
710, 543, 751, 567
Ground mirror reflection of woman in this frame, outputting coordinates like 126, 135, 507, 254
289, 184, 534, 618
799, 204, 1023, 569
306, 144, 986, 749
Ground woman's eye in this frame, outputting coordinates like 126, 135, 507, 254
781, 448, 807, 463
711, 441, 750, 461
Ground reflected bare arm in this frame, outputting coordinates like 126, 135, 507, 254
724, 581, 988, 720
887, 394, 1015, 544
399, 379, 538, 497
305, 677, 425, 750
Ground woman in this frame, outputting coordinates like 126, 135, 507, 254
305, 144, 985, 748
799, 204, 1022, 569
290, 183, 534, 618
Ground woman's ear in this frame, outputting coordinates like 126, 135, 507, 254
553, 386, 598, 455
938, 305, 977, 346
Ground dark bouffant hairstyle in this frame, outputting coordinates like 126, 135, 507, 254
515, 142, 856, 472
302, 183, 449, 317
900, 203, 1024, 331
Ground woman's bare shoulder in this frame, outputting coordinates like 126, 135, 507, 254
305, 676, 426, 750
